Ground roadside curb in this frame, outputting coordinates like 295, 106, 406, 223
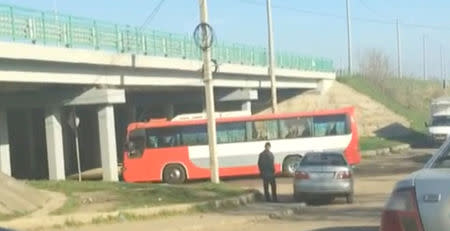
0, 191, 260, 231
268, 203, 306, 219
361, 143, 411, 157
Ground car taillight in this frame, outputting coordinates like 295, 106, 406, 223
295, 171, 309, 180
380, 187, 424, 231
335, 170, 352, 179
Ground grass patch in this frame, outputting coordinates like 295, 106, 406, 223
359, 137, 402, 151
338, 76, 429, 131
26, 181, 246, 215
0, 212, 26, 221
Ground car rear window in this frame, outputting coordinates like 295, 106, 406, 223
300, 153, 347, 166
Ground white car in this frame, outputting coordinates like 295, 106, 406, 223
380, 141, 450, 231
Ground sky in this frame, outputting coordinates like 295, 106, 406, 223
2, 0, 450, 78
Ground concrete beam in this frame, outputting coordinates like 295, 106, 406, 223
216, 89, 258, 102
45, 107, 65, 180
0, 88, 125, 107
65, 88, 126, 106
0, 42, 335, 80
97, 105, 119, 182
0, 109, 11, 176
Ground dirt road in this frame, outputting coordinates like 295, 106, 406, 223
57, 149, 433, 231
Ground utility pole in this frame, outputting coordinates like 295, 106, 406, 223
396, 18, 402, 79
266, 0, 278, 113
440, 44, 444, 79
345, 0, 353, 75
198, 0, 219, 184
423, 35, 427, 80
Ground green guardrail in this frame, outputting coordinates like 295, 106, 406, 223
0, 4, 334, 72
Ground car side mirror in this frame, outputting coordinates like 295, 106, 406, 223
124, 141, 136, 153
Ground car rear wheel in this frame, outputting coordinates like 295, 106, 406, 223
283, 155, 302, 176
163, 164, 186, 184
346, 192, 354, 204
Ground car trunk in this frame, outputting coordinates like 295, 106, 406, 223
414, 168, 450, 231
302, 166, 348, 180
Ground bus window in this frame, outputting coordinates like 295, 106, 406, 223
252, 120, 279, 141
279, 117, 313, 138
180, 125, 208, 146
217, 122, 246, 144
147, 128, 180, 148
128, 129, 146, 157
313, 115, 348, 137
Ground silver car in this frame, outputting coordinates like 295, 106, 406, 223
293, 152, 354, 204
380, 140, 450, 231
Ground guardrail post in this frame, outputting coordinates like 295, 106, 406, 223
162, 37, 167, 57
114, 24, 120, 52
27, 18, 35, 43
135, 27, 140, 54
119, 32, 124, 53
67, 16, 72, 47
152, 31, 156, 56
251, 48, 255, 66
225, 44, 229, 63
237, 44, 244, 64
9, 6, 15, 41
142, 34, 147, 55
125, 25, 130, 52
92, 21, 99, 49
62, 23, 68, 47
182, 36, 187, 59
41, 12, 46, 44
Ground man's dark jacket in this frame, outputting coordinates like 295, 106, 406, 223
258, 150, 275, 179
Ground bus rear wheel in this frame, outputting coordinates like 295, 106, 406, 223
163, 164, 187, 184
283, 155, 302, 176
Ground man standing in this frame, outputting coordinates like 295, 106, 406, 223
258, 142, 278, 202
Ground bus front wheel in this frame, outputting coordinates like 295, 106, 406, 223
283, 155, 302, 176
163, 164, 187, 184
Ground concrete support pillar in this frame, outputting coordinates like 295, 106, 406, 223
0, 110, 11, 176
164, 104, 175, 120
45, 107, 66, 180
318, 79, 334, 95
97, 105, 119, 182
241, 101, 252, 113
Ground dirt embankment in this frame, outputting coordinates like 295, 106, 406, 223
0, 173, 51, 216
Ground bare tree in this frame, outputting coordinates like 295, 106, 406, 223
359, 49, 392, 79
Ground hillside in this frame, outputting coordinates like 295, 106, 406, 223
338, 77, 450, 132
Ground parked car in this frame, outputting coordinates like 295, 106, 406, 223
380, 139, 450, 231
293, 152, 354, 204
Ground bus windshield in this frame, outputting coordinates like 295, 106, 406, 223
432, 115, 450, 126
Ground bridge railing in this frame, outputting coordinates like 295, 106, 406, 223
0, 4, 334, 72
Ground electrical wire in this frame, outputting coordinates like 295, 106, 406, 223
139, 0, 167, 31
239, 0, 450, 32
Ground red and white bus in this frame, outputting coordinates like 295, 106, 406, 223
123, 107, 360, 183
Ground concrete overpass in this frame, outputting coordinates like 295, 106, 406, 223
0, 4, 336, 182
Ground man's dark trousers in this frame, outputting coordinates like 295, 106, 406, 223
263, 176, 277, 202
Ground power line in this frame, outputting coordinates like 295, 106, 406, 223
240, 0, 343, 19
238, 0, 450, 32
357, 0, 385, 18
140, 0, 167, 31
